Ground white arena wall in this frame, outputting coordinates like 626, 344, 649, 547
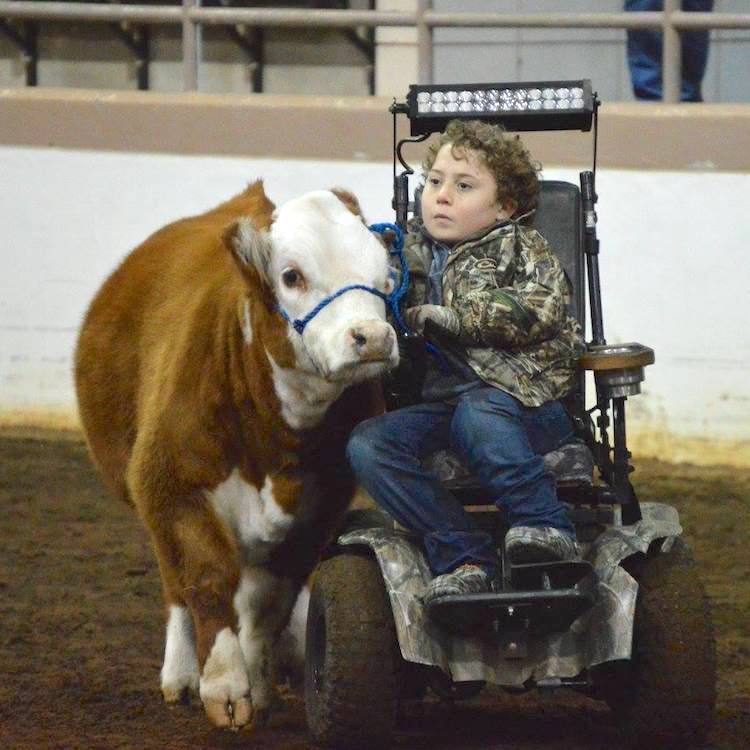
1, 91, 748, 467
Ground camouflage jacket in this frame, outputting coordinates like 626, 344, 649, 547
401, 219, 585, 407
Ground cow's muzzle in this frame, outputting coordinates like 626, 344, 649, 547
349, 321, 397, 363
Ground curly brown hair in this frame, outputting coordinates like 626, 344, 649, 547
422, 119, 541, 218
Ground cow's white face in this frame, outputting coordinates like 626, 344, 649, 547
263, 190, 399, 382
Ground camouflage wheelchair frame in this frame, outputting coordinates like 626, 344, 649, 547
304, 82, 716, 750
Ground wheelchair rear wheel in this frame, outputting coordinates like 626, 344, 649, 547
598, 536, 716, 749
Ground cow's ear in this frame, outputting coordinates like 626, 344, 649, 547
330, 188, 365, 220
223, 218, 271, 287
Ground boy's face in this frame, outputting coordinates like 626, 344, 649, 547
421, 143, 514, 247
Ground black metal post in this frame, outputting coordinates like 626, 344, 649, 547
580, 170, 605, 347
592, 404, 613, 487
580, 166, 614, 482
24, 20, 37, 86
613, 398, 642, 523
251, 28, 264, 93
394, 172, 410, 232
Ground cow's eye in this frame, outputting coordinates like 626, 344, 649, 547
281, 268, 304, 288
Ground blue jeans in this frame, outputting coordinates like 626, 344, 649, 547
346, 387, 575, 577
625, 0, 713, 102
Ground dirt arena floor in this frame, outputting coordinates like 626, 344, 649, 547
1, 429, 748, 750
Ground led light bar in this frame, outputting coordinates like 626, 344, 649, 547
406, 80, 594, 135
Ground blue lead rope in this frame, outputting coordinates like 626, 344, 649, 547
367, 222, 410, 333
369, 223, 452, 374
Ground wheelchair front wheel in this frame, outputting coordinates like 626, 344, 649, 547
305, 551, 399, 749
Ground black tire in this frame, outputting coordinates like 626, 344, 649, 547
305, 551, 399, 749
599, 536, 716, 749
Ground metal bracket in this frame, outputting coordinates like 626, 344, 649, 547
497, 628, 528, 660
327, 0, 376, 94
0, 18, 37, 86
389, 98, 429, 229
111, 21, 150, 90
228, 23, 264, 92
218, 0, 376, 94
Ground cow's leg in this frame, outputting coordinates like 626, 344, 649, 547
172, 507, 254, 729
129, 461, 252, 729
276, 584, 309, 686
235, 567, 299, 721
160, 603, 200, 704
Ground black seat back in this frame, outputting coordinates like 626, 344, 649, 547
532, 180, 588, 434
532, 181, 585, 330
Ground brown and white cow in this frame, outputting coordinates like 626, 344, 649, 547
75, 181, 397, 730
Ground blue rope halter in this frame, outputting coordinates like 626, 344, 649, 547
277, 222, 409, 335
277, 222, 451, 373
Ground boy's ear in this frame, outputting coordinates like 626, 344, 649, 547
498, 199, 517, 220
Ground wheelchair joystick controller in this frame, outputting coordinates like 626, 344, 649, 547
385, 330, 427, 408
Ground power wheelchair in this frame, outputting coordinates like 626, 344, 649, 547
304, 80, 716, 750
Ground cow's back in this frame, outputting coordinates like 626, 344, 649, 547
75, 182, 275, 503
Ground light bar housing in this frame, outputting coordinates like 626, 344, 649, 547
406, 79, 594, 135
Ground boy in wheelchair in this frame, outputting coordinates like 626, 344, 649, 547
347, 119, 586, 606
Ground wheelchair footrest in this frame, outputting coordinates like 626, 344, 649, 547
427, 588, 594, 636
510, 559, 593, 591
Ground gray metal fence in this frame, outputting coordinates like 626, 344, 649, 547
1, 0, 749, 101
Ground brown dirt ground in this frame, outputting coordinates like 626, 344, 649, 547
1, 430, 748, 750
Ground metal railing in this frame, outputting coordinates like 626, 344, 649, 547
1, 0, 749, 101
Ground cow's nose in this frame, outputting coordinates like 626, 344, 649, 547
349, 322, 395, 361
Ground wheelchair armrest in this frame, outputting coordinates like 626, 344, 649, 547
579, 342, 655, 398
579, 342, 654, 371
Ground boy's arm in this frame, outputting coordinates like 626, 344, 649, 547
453, 230, 570, 349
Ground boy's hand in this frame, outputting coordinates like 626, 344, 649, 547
404, 305, 461, 337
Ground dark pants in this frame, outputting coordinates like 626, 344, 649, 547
626, 0, 713, 102
346, 387, 575, 577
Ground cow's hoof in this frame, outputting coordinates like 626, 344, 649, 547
203, 695, 253, 730
162, 679, 199, 706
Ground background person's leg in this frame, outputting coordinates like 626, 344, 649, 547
626, 0, 664, 100
347, 405, 498, 575
626, 0, 713, 101
681, 0, 713, 102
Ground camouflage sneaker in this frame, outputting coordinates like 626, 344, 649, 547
422, 565, 490, 606
542, 438, 595, 485
505, 526, 579, 565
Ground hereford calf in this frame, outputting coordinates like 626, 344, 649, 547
75, 182, 397, 730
